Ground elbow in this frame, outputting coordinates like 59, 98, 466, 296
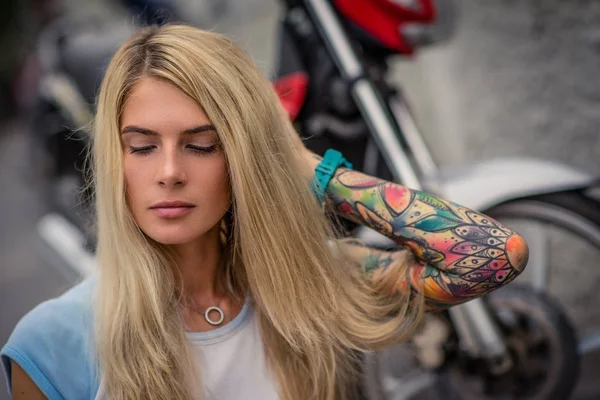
506, 233, 529, 276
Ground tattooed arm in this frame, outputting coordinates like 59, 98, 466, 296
305, 152, 529, 310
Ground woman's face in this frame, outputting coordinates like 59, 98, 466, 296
120, 76, 231, 246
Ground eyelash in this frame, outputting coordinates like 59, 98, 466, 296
129, 145, 218, 156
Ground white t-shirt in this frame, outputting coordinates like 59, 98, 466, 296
187, 300, 279, 399
96, 300, 279, 400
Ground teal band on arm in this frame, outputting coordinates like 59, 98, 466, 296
310, 149, 353, 204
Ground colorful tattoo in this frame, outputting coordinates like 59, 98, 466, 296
327, 168, 529, 310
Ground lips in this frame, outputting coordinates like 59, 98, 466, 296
150, 201, 196, 219
150, 200, 195, 208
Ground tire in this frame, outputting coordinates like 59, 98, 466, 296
486, 190, 600, 250
485, 189, 600, 356
442, 284, 580, 400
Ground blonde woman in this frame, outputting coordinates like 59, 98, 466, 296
1, 25, 528, 400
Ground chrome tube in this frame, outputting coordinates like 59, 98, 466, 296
304, 0, 421, 189
388, 96, 439, 178
456, 299, 512, 374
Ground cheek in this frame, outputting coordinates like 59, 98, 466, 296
123, 159, 151, 208
200, 158, 231, 204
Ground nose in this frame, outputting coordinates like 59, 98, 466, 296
157, 146, 187, 188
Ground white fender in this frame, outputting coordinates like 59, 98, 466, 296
426, 158, 596, 211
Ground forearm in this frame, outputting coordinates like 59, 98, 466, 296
307, 152, 529, 305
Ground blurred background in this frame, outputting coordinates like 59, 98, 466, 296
1, 0, 600, 399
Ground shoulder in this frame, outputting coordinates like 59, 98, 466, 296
1, 277, 99, 400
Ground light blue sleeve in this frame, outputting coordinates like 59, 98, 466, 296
1, 278, 100, 400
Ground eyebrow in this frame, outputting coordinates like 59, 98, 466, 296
120, 124, 216, 136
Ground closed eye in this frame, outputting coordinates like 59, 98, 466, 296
128, 145, 217, 156
129, 145, 155, 155
187, 144, 217, 155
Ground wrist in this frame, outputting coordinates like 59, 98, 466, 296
310, 149, 352, 205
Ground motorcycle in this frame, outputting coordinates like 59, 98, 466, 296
271, 0, 593, 399
31, 1, 598, 399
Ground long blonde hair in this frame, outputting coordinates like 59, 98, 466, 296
91, 24, 424, 400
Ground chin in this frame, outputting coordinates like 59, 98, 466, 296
150, 235, 195, 246
143, 224, 207, 246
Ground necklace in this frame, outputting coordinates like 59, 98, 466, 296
184, 297, 225, 326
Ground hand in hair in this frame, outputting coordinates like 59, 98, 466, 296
307, 153, 529, 310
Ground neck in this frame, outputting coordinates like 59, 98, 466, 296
173, 224, 223, 303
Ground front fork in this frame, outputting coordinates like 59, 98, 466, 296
449, 300, 512, 374
302, 0, 513, 374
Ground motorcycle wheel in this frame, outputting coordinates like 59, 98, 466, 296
486, 188, 600, 355
437, 188, 600, 400
441, 284, 580, 400
362, 189, 600, 400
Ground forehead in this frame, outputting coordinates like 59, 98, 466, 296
120, 76, 211, 129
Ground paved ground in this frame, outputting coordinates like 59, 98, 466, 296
1, 0, 599, 399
